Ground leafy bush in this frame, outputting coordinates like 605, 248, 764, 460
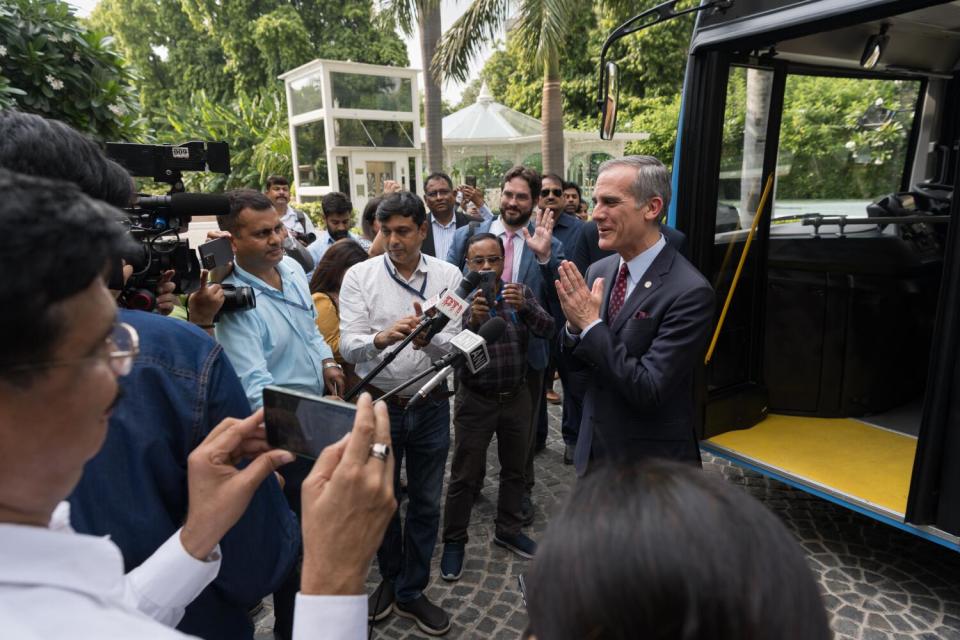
0, 0, 141, 140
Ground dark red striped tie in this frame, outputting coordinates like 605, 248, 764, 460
608, 263, 630, 322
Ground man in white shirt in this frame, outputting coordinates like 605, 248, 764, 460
339, 192, 464, 635
0, 170, 396, 639
266, 175, 317, 243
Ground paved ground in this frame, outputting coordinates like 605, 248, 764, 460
256, 400, 960, 639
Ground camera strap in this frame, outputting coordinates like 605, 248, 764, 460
233, 267, 312, 312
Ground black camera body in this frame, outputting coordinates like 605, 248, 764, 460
105, 141, 231, 310
220, 284, 256, 314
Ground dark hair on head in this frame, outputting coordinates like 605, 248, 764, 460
526, 460, 830, 640
540, 172, 564, 189
361, 197, 382, 241
0, 170, 134, 386
0, 110, 134, 207
375, 192, 426, 226
423, 172, 453, 191
218, 188, 274, 233
465, 232, 504, 256
502, 165, 541, 200
265, 175, 289, 189
562, 180, 583, 200
322, 191, 352, 217
309, 239, 370, 296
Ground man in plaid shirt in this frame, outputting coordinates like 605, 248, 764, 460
440, 233, 554, 580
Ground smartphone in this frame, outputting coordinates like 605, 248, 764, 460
198, 236, 233, 270
263, 386, 356, 460
465, 175, 477, 188
479, 269, 497, 303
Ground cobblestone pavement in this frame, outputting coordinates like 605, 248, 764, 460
256, 400, 960, 639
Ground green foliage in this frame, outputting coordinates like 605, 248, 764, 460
163, 90, 291, 192
0, 0, 141, 140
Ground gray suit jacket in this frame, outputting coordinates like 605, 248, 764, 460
565, 243, 715, 474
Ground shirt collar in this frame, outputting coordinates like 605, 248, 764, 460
233, 257, 296, 293
430, 213, 457, 230
490, 217, 529, 237
620, 232, 666, 283
0, 501, 126, 603
384, 252, 428, 281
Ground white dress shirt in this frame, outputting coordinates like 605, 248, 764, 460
430, 213, 458, 262
339, 253, 463, 392
0, 502, 367, 639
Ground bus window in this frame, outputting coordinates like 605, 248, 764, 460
709, 65, 774, 392
773, 76, 921, 229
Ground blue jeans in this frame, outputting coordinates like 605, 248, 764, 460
377, 396, 451, 603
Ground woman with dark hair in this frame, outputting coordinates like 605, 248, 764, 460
309, 239, 370, 390
361, 196, 383, 243
525, 460, 830, 640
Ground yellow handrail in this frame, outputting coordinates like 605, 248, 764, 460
704, 174, 774, 365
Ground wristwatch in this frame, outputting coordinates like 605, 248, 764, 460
322, 361, 342, 370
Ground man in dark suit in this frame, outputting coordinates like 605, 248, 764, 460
422, 172, 491, 259
557, 156, 714, 475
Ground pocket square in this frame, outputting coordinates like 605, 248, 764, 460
633, 310, 649, 320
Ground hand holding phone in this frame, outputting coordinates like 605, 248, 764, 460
264, 386, 357, 460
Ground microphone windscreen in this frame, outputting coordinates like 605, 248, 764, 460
170, 192, 231, 217
453, 269, 483, 297
477, 316, 507, 345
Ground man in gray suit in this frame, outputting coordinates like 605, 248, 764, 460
556, 156, 714, 475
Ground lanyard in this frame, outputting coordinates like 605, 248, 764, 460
383, 255, 428, 301
234, 268, 312, 312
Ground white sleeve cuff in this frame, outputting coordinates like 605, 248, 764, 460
123, 528, 221, 627
580, 319, 603, 337
293, 593, 367, 640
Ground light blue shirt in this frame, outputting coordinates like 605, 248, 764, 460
305, 230, 367, 266
216, 256, 334, 409
430, 213, 458, 263
576, 232, 666, 338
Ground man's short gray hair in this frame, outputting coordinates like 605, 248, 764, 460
598, 155, 672, 213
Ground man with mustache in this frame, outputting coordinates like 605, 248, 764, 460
266, 175, 316, 244
446, 166, 564, 526
307, 192, 370, 266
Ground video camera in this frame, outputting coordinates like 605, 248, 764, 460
105, 141, 252, 314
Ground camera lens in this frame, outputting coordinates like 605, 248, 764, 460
220, 284, 256, 313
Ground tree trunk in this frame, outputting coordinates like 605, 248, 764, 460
740, 68, 772, 228
541, 48, 564, 176
419, 2, 444, 174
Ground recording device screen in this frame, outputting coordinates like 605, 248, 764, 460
263, 386, 356, 460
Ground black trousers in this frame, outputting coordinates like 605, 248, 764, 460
443, 383, 532, 542
523, 367, 545, 492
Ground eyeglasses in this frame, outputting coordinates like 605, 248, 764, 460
425, 189, 452, 198
467, 256, 503, 267
540, 188, 563, 197
1, 322, 139, 377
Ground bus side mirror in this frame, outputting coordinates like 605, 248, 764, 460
599, 61, 620, 141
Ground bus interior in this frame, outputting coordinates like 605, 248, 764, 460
668, 1, 960, 548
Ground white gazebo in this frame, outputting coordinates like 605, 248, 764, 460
280, 59, 423, 214
440, 83, 648, 193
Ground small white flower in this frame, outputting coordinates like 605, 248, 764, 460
108, 104, 127, 117
73, 51, 81, 62
46, 34, 59, 42
0, 45, 7, 57
844, 141, 856, 150
62, 33, 72, 43
45, 75, 64, 91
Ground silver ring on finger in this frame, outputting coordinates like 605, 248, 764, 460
369, 442, 390, 462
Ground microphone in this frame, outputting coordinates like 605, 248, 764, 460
136, 193, 232, 217
406, 317, 507, 410
422, 270, 483, 340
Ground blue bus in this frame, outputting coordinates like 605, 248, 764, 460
599, 0, 960, 551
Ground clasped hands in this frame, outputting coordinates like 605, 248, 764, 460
555, 260, 604, 333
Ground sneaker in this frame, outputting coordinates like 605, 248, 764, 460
394, 594, 451, 636
520, 492, 535, 526
440, 543, 465, 581
494, 531, 537, 559
367, 580, 394, 622
563, 443, 575, 465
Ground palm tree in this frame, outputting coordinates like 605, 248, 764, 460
432, 0, 575, 175
380, 0, 445, 173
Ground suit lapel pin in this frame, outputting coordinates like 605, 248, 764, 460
644, 281, 652, 288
